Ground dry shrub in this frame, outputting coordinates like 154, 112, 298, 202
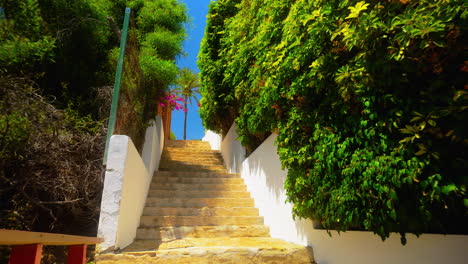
0, 76, 106, 262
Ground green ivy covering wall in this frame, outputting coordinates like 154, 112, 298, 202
198, 0, 468, 244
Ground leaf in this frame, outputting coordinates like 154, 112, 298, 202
390, 210, 397, 221
346, 1, 370, 19
441, 184, 457, 195
414, 149, 426, 156
410, 116, 422, 122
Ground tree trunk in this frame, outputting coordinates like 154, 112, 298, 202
183, 96, 188, 140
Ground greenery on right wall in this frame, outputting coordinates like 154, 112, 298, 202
198, 0, 467, 244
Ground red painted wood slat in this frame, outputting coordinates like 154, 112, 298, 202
8, 244, 43, 264
67, 244, 87, 264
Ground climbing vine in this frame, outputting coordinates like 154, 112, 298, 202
199, 0, 468, 243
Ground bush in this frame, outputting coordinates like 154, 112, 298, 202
199, 0, 468, 243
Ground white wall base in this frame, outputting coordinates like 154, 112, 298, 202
98, 117, 164, 251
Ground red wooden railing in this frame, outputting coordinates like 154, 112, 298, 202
0, 229, 103, 264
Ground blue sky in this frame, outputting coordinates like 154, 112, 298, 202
171, 0, 211, 140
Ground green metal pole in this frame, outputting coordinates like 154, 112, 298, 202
103, 7, 131, 165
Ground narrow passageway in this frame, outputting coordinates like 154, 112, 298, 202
96, 140, 314, 263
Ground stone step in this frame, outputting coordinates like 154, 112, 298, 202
161, 155, 223, 161
163, 147, 214, 156
154, 171, 239, 178
148, 190, 251, 198
135, 225, 270, 240
140, 216, 264, 227
159, 164, 227, 172
96, 238, 314, 264
162, 152, 222, 159
160, 159, 224, 166
145, 198, 255, 207
142, 207, 259, 217
162, 151, 223, 159
152, 177, 243, 185
150, 183, 246, 192
166, 140, 211, 148
163, 148, 220, 155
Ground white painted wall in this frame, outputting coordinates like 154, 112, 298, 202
220, 124, 245, 173
217, 130, 468, 264
142, 117, 164, 175
98, 135, 129, 251
115, 135, 150, 249
98, 118, 164, 251
202, 130, 222, 150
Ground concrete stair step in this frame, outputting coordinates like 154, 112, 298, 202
158, 164, 227, 172
145, 198, 255, 207
96, 238, 314, 264
161, 154, 223, 160
152, 177, 243, 185
161, 151, 223, 157
150, 183, 246, 191
142, 207, 259, 217
162, 152, 222, 159
160, 159, 224, 166
135, 225, 270, 240
154, 171, 239, 178
166, 140, 211, 148
163, 148, 220, 155
140, 216, 264, 227
163, 148, 212, 152
148, 190, 251, 198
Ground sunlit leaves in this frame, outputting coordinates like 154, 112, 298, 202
199, 0, 468, 242
345, 1, 369, 19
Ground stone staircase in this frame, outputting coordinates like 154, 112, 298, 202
96, 140, 314, 264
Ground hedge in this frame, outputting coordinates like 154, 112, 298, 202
198, 0, 468, 244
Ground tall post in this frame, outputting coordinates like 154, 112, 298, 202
103, 8, 131, 165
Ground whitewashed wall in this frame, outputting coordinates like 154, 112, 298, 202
142, 116, 164, 174
220, 124, 245, 173
202, 130, 222, 150
214, 126, 468, 264
98, 118, 164, 251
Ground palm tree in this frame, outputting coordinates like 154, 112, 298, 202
174, 68, 201, 140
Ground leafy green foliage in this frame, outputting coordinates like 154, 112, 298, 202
0, 3, 188, 263
112, 0, 187, 149
199, 0, 468, 243
198, 0, 242, 135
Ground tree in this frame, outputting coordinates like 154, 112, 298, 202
174, 67, 201, 140
0, 0, 188, 258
